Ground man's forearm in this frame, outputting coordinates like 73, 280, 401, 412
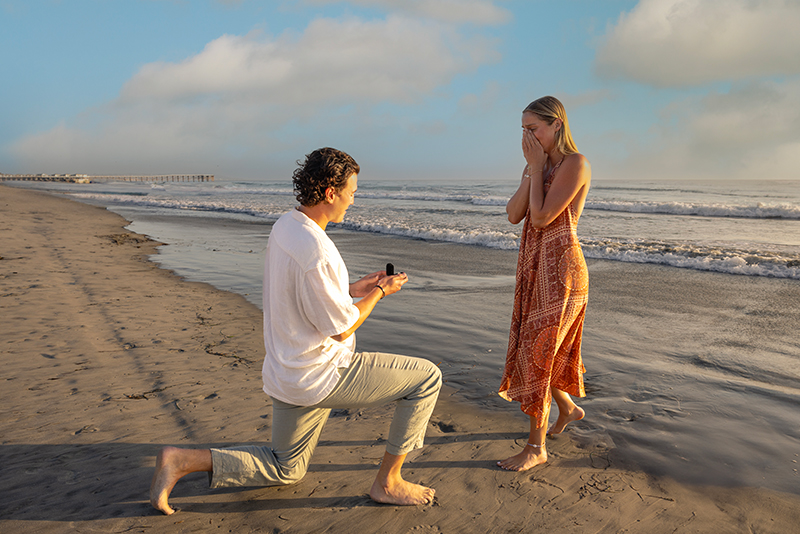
331, 286, 384, 341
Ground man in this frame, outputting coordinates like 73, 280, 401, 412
150, 147, 441, 514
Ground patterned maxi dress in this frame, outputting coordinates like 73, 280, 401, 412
498, 159, 588, 427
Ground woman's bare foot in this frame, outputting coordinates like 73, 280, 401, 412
369, 477, 435, 505
547, 406, 585, 435
497, 444, 547, 472
150, 446, 212, 515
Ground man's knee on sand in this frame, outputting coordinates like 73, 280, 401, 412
277, 460, 308, 485
209, 459, 309, 488
210, 446, 311, 487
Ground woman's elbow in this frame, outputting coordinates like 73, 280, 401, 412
528, 215, 550, 229
506, 204, 524, 225
507, 212, 524, 225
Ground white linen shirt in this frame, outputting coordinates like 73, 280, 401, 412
261, 208, 360, 406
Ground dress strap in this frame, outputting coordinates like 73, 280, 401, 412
549, 158, 564, 177
544, 157, 564, 186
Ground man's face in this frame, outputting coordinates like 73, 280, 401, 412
329, 173, 357, 223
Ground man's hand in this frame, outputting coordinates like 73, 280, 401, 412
350, 270, 409, 298
350, 270, 385, 298
376, 271, 408, 297
335, 270, 409, 342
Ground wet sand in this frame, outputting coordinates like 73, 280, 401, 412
123, 205, 800, 494
2, 184, 800, 533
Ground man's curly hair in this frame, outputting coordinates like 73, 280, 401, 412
293, 147, 360, 207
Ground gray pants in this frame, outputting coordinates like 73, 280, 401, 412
209, 351, 442, 488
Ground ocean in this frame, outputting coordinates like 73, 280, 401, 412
22, 177, 800, 281
8, 177, 800, 493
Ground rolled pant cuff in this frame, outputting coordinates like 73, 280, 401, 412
209, 447, 258, 488
386, 437, 425, 457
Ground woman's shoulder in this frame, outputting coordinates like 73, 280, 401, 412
564, 152, 589, 166
555, 153, 591, 190
562, 153, 591, 176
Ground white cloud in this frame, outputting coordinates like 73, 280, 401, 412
302, 0, 511, 25
607, 80, 800, 180
596, 0, 800, 87
559, 89, 616, 111
10, 15, 500, 176
122, 16, 496, 105
458, 81, 501, 113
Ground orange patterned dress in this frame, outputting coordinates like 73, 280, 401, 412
499, 159, 588, 426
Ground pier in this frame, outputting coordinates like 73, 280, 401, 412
0, 174, 214, 183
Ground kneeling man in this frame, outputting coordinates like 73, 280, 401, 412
150, 147, 441, 514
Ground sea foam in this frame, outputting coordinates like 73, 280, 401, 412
586, 200, 800, 220
68, 189, 800, 279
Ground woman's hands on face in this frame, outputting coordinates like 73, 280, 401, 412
522, 129, 547, 173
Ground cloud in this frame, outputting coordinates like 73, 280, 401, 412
458, 81, 501, 113
596, 0, 800, 87
559, 89, 616, 110
609, 79, 800, 180
302, 0, 511, 25
10, 14, 500, 176
121, 16, 497, 106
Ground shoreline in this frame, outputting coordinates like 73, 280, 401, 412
2, 184, 800, 533
112, 203, 800, 493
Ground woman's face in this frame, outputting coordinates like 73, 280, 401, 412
522, 112, 559, 153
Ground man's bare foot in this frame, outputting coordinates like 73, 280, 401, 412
150, 446, 204, 515
547, 406, 585, 435
150, 447, 184, 515
369, 477, 435, 505
497, 444, 547, 472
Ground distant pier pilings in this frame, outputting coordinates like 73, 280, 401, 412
0, 174, 214, 183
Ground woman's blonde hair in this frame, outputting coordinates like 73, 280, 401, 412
523, 96, 578, 156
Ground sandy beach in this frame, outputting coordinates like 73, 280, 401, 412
2, 183, 800, 533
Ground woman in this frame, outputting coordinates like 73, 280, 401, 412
498, 96, 591, 472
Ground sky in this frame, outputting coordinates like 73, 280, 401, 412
2, 0, 800, 182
